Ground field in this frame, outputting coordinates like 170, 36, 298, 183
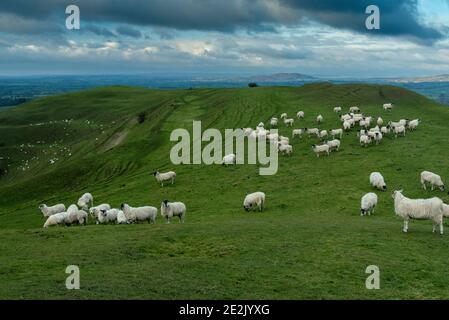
1, 83, 449, 299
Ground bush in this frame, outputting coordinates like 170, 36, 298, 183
137, 111, 147, 124
248, 83, 258, 88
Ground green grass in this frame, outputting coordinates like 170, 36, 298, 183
1, 83, 449, 299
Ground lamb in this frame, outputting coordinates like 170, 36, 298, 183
284, 118, 294, 127
326, 139, 341, 152
292, 129, 303, 138
121, 203, 158, 224
408, 119, 420, 131
77, 193, 93, 211
392, 190, 444, 234
43, 212, 68, 228
360, 193, 378, 216
278, 143, 293, 156
297, 111, 305, 119
394, 125, 406, 138
89, 203, 111, 219
243, 192, 265, 212
306, 128, 320, 137
330, 129, 343, 139
222, 154, 236, 166
312, 144, 330, 157
317, 115, 323, 124
160, 200, 186, 223
280, 113, 288, 119
421, 171, 445, 191
334, 107, 342, 113
39, 203, 66, 217
98, 208, 119, 224
153, 171, 176, 186
360, 135, 372, 147
370, 172, 387, 191
377, 117, 383, 126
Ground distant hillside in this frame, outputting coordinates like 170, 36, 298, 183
239, 72, 316, 82
392, 74, 449, 83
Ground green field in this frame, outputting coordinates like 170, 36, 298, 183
1, 83, 449, 299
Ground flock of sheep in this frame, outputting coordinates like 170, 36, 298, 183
39, 102, 448, 234
40, 191, 187, 227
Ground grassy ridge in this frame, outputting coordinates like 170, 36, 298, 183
1, 83, 449, 299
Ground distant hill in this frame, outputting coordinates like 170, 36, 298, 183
391, 74, 449, 83
239, 72, 316, 82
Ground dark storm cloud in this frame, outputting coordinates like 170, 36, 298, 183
0, 0, 444, 43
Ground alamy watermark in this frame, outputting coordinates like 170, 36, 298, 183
170, 121, 279, 176
65, 5, 80, 30
65, 265, 80, 290
366, 5, 380, 30
365, 265, 380, 290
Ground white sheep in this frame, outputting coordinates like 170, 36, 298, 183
421, 171, 445, 191
443, 203, 449, 218
306, 128, 320, 137
377, 117, 383, 126
77, 193, 93, 211
222, 154, 236, 166
280, 113, 288, 119
89, 203, 111, 219
319, 130, 328, 139
370, 172, 387, 191
153, 171, 176, 186
392, 190, 444, 234
343, 121, 351, 131
317, 115, 323, 124
116, 210, 127, 224
39, 203, 66, 217
394, 125, 406, 138
64, 204, 88, 226
360, 135, 372, 147
121, 203, 158, 224
278, 143, 293, 156
270, 118, 278, 127
330, 129, 343, 139
408, 119, 420, 131
297, 111, 305, 119
381, 126, 391, 135
243, 192, 265, 212
257, 122, 265, 128
98, 208, 119, 224
373, 132, 383, 145
284, 118, 294, 127
43, 212, 68, 228
326, 139, 341, 152
292, 129, 303, 138
361, 193, 378, 216
312, 144, 330, 157
350, 106, 360, 113
334, 107, 342, 113
160, 200, 186, 223
383, 103, 393, 111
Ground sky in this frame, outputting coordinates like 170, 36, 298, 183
1, 0, 449, 77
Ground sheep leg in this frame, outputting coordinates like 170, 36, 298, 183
440, 222, 444, 235
422, 182, 426, 190
403, 220, 409, 233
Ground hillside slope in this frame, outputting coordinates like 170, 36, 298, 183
1, 83, 449, 299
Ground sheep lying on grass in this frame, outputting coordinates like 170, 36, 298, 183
121, 203, 158, 224
370, 172, 387, 191
421, 171, 445, 191
361, 193, 378, 216
243, 192, 265, 212
43, 205, 87, 228
392, 190, 444, 235
39, 203, 66, 217
160, 200, 186, 223
153, 171, 176, 187
77, 193, 93, 211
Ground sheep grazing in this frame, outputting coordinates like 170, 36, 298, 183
317, 115, 323, 124
443, 203, 449, 218
421, 171, 445, 191
370, 172, 387, 191
270, 118, 278, 128
407, 119, 420, 131
77, 193, 93, 211
89, 203, 111, 219
383, 103, 393, 111
278, 143, 293, 156
160, 200, 186, 223
279, 136, 289, 144
359, 135, 372, 147
153, 171, 176, 187
98, 208, 119, 224
330, 129, 343, 139
43, 212, 67, 228
312, 144, 330, 157
121, 203, 158, 224
117, 210, 128, 224
394, 125, 406, 138
350, 106, 361, 113
280, 113, 288, 119
392, 190, 444, 234
381, 126, 390, 135
326, 139, 341, 152
334, 107, 342, 113
39, 203, 66, 217
319, 130, 328, 139
377, 117, 383, 127
361, 193, 378, 216
284, 118, 294, 127
222, 154, 236, 166
292, 129, 303, 139
343, 121, 351, 131
373, 132, 383, 145
297, 111, 305, 119
306, 128, 320, 137
243, 192, 265, 212
64, 204, 88, 226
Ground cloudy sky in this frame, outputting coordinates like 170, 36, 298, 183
1, 0, 449, 77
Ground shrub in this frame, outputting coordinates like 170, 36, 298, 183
248, 83, 258, 88
137, 111, 147, 124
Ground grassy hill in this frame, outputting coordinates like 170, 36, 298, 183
1, 83, 449, 299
